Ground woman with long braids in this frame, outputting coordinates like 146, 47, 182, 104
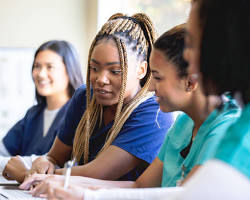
20, 22, 240, 200
11, 13, 173, 184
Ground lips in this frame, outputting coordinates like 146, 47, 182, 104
36, 80, 51, 87
94, 88, 112, 98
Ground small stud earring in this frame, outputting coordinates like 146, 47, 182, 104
186, 87, 191, 92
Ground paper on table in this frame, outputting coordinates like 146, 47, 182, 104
0, 176, 18, 186
0, 185, 43, 200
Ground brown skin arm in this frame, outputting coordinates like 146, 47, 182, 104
46, 137, 72, 167
134, 157, 163, 188
2, 156, 29, 183
55, 145, 141, 180
28, 137, 72, 176
2, 137, 72, 183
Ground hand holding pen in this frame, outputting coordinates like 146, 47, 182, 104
63, 158, 75, 189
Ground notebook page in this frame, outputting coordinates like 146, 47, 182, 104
0, 176, 18, 186
0, 186, 43, 200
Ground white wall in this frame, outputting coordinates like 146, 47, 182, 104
0, 0, 98, 137
0, 0, 99, 71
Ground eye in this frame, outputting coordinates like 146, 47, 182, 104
152, 75, 162, 81
47, 64, 55, 70
33, 64, 41, 70
90, 66, 98, 72
111, 70, 122, 75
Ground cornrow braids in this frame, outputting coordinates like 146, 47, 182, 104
72, 13, 156, 164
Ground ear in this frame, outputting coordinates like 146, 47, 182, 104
137, 61, 148, 80
185, 73, 199, 92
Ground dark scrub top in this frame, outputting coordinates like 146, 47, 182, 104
58, 84, 174, 181
3, 101, 70, 156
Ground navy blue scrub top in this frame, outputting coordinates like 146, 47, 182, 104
3, 101, 70, 156
58, 84, 174, 181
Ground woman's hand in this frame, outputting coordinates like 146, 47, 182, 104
27, 174, 102, 197
30, 177, 64, 198
19, 173, 58, 190
24, 174, 86, 199
47, 185, 85, 200
28, 156, 55, 176
2, 156, 29, 183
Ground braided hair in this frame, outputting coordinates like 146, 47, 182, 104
73, 13, 156, 164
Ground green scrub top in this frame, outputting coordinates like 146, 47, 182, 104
215, 103, 250, 178
158, 98, 241, 187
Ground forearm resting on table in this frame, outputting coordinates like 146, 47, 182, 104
56, 173, 135, 189
0, 154, 39, 172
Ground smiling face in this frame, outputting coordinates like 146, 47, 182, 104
89, 39, 143, 106
32, 50, 70, 99
150, 48, 191, 112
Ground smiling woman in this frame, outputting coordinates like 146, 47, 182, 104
21, 22, 240, 200
89, 40, 124, 107
0, 40, 83, 181
15, 13, 174, 186
89, 39, 145, 108
32, 50, 70, 110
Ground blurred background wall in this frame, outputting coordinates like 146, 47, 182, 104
0, 0, 189, 138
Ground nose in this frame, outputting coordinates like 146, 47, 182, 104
148, 78, 156, 92
96, 71, 110, 86
35, 66, 47, 79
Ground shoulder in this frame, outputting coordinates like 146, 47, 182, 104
132, 95, 163, 115
73, 84, 87, 101
129, 95, 174, 123
165, 112, 193, 144
209, 97, 241, 132
169, 113, 193, 133
67, 84, 87, 110
175, 112, 192, 124
221, 96, 241, 116
24, 103, 46, 119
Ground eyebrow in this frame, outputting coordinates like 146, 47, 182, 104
90, 59, 120, 66
34, 61, 54, 65
151, 70, 159, 74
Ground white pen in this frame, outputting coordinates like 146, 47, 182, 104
63, 158, 75, 189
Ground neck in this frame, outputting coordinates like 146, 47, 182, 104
104, 84, 142, 125
46, 92, 70, 110
124, 84, 142, 105
183, 89, 220, 139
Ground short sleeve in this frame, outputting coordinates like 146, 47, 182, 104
2, 104, 43, 155
58, 85, 87, 146
112, 97, 174, 163
2, 118, 26, 155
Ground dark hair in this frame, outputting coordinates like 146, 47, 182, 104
198, 0, 250, 103
154, 23, 188, 77
92, 14, 155, 87
32, 40, 83, 104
